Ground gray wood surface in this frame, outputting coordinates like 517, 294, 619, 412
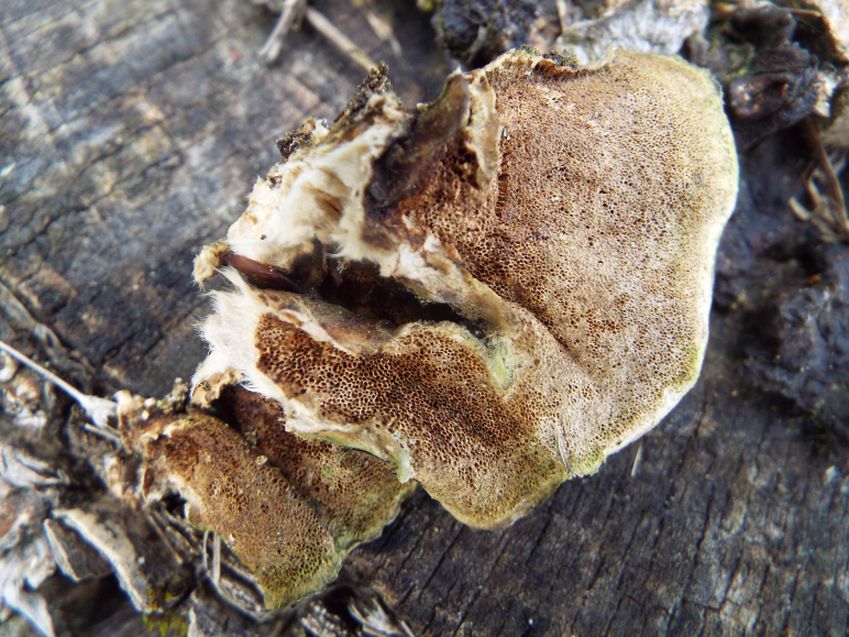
1, 1, 847, 635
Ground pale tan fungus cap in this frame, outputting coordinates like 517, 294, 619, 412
193, 49, 738, 529
118, 389, 411, 609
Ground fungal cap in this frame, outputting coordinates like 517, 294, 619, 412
117, 388, 411, 608
194, 49, 738, 528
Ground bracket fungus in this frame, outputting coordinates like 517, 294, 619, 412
115, 385, 412, 609
0, 341, 412, 611
3, 47, 739, 614
194, 47, 738, 534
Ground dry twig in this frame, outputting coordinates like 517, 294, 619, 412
260, 0, 377, 72
790, 118, 849, 243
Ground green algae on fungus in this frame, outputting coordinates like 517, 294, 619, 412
193, 48, 738, 530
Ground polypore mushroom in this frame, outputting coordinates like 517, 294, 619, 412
116, 385, 412, 608
194, 49, 738, 528
0, 339, 413, 611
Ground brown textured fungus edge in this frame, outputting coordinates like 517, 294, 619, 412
116, 387, 412, 609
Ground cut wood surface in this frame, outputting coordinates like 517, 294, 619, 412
1, 1, 847, 636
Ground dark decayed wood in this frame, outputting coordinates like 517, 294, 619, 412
1, 1, 847, 635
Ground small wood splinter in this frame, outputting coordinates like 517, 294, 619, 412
0, 339, 119, 439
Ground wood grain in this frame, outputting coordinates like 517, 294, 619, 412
1, 1, 847, 635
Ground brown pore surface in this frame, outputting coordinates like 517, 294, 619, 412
253, 309, 566, 527
140, 412, 340, 608
197, 50, 735, 529
378, 51, 737, 462
219, 385, 414, 546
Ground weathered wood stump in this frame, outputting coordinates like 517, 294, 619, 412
1, 1, 847, 635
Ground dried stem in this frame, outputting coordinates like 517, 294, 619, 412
0, 339, 119, 435
259, 0, 307, 63
260, 1, 377, 73
363, 6, 402, 59
790, 118, 849, 243
305, 7, 377, 73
